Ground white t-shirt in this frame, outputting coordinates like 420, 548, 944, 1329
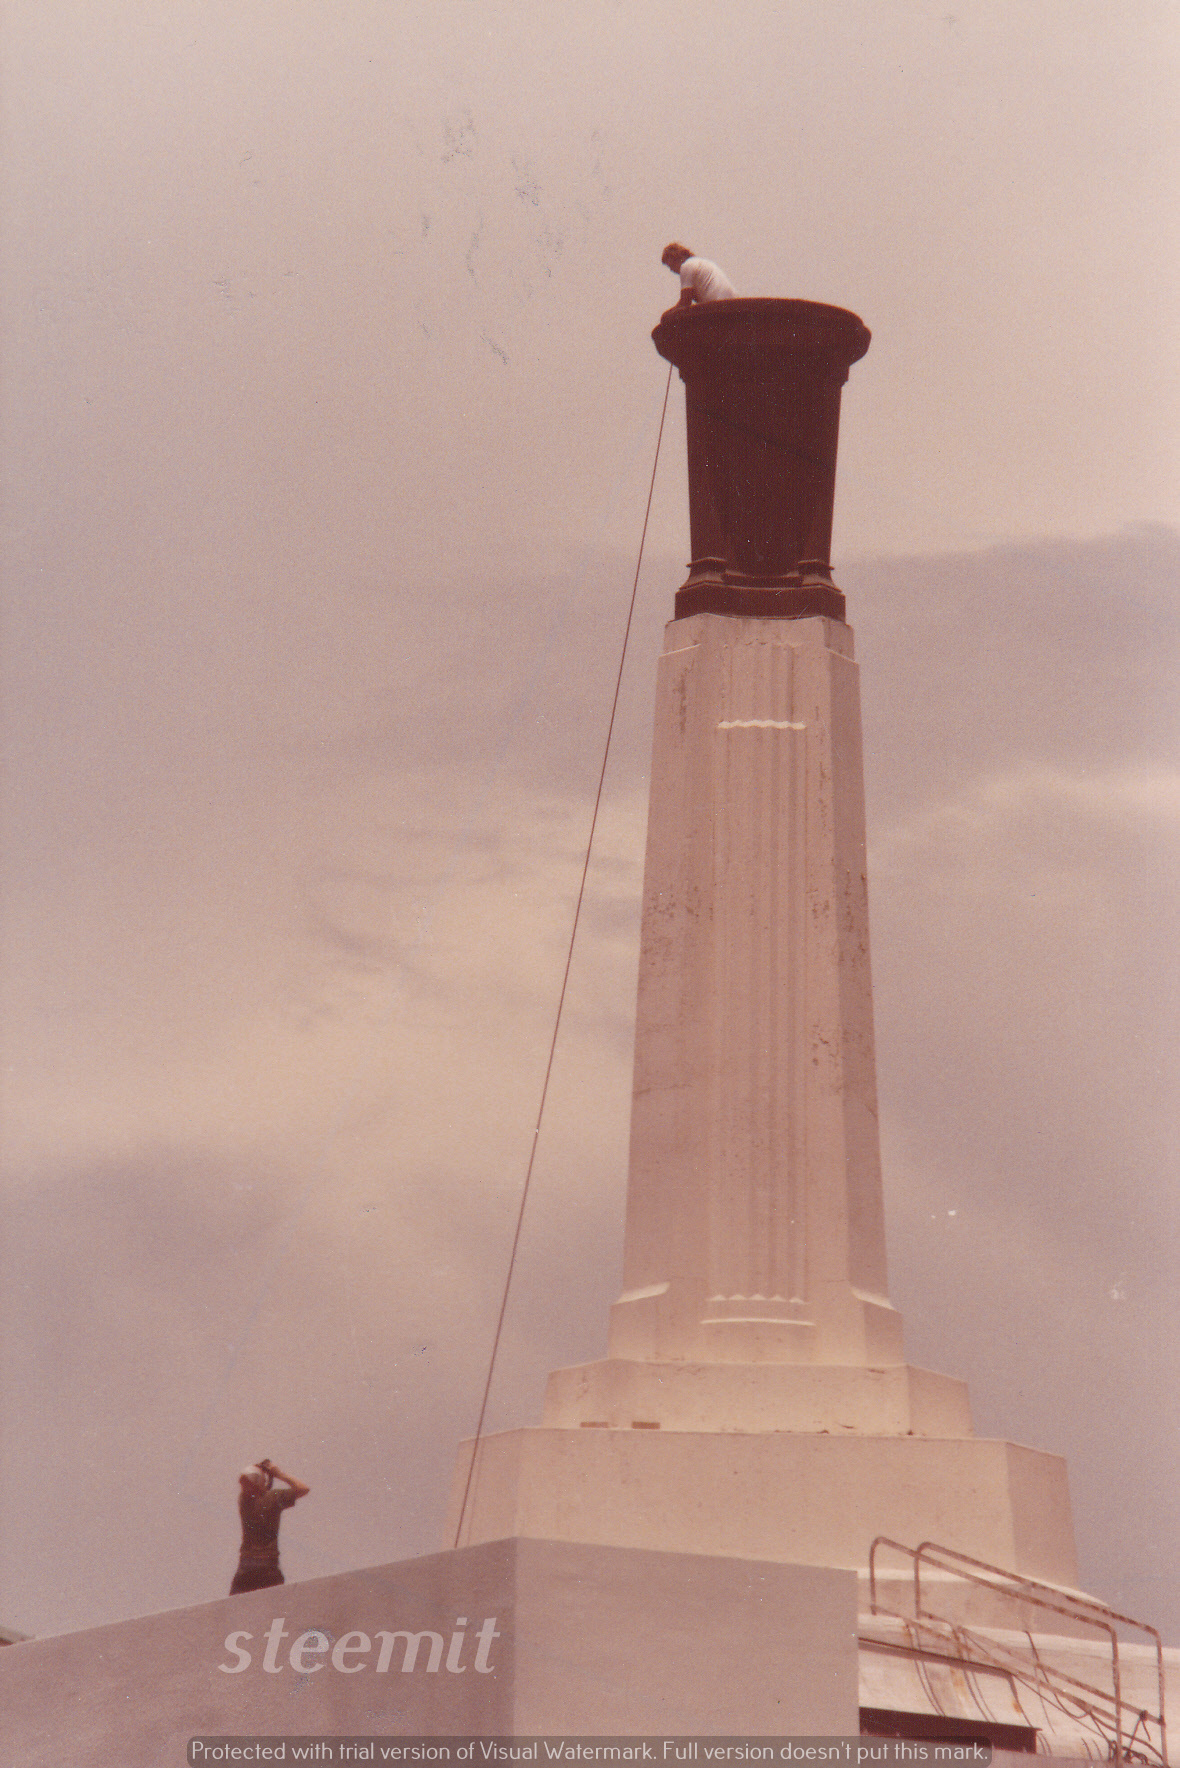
679, 256, 738, 302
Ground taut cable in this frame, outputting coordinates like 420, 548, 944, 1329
452, 362, 674, 1547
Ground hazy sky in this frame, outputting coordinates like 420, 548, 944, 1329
2, 1, 1178, 1645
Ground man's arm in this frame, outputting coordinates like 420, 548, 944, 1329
259, 1459, 310, 1499
660, 286, 697, 322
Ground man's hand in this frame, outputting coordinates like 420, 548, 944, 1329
660, 292, 697, 322
264, 1462, 310, 1498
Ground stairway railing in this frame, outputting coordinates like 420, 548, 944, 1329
866, 1537, 1167, 1766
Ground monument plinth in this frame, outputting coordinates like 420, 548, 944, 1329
652, 298, 869, 621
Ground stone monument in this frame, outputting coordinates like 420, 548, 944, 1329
446, 300, 1078, 1598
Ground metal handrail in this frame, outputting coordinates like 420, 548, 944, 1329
866, 1536, 1167, 1766
864, 1610, 1144, 1760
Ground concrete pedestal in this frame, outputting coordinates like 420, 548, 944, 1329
447, 1429, 1079, 1592
543, 1358, 974, 1436
0, 1540, 858, 1765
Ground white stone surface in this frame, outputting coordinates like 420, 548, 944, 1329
543, 1358, 974, 1436
447, 1429, 1079, 1590
609, 613, 901, 1369
0, 1540, 858, 1762
507, 1540, 858, 1734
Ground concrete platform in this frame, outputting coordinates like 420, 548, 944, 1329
0, 1538, 858, 1766
448, 1428, 1079, 1589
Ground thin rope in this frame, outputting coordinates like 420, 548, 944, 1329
453, 362, 674, 1548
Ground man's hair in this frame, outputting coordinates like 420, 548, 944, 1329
240, 1464, 268, 1490
662, 241, 693, 264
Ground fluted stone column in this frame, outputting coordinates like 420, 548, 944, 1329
606, 610, 903, 1371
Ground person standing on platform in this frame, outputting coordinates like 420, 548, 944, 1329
229, 1458, 309, 1595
